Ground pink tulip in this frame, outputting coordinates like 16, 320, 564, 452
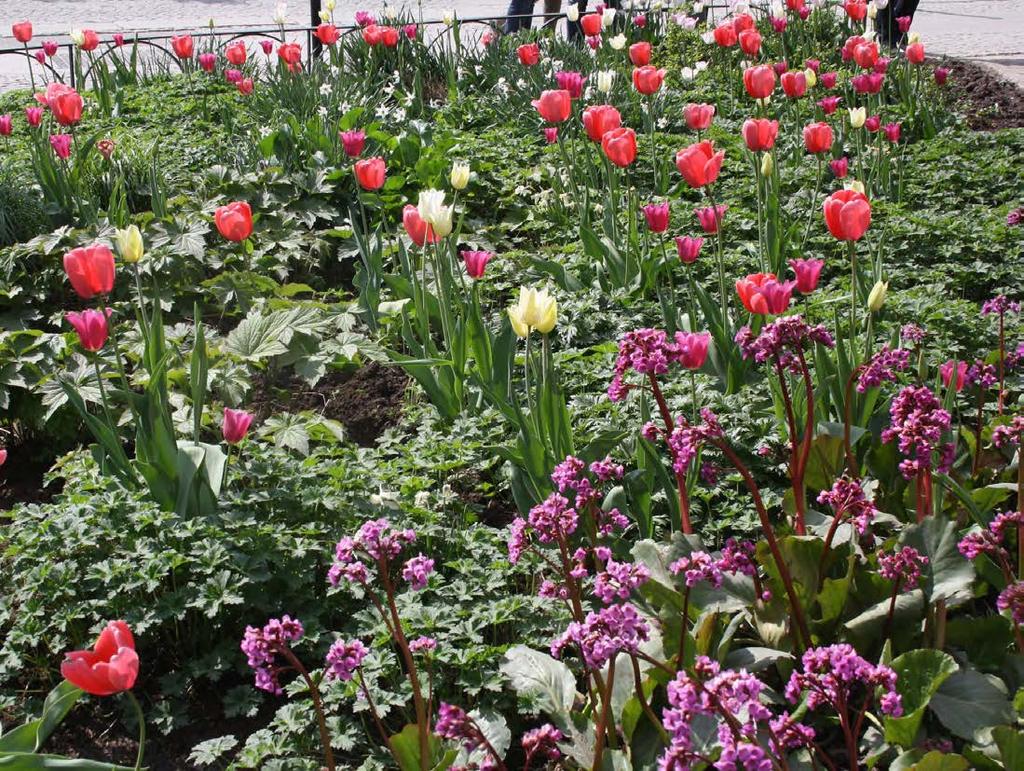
818, 96, 842, 114
934, 67, 950, 86
641, 202, 670, 233
683, 103, 715, 131
940, 360, 967, 392
66, 308, 112, 351
42, 40, 58, 57
198, 53, 217, 72
222, 408, 254, 444
113, 33, 125, 47
883, 122, 901, 142
0, 448, 6, 467
260, 40, 274, 55
675, 236, 703, 264
224, 68, 242, 84
555, 71, 585, 100
820, 72, 838, 89
770, 16, 787, 33
340, 129, 367, 157
25, 106, 43, 127
804, 58, 820, 73
34, 50, 45, 64
676, 331, 711, 369
543, 127, 559, 143
404, 24, 418, 40
50, 133, 72, 159
789, 258, 824, 293
830, 157, 849, 179
355, 10, 376, 26
460, 250, 494, 279
0, 115, 11, 136
237, 78, 254, 96
864, 115, 881, 133
695, 205, 727, 234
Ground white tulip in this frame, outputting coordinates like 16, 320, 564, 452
597, 69, 615, 92
608, 33, 626, 50
602, 8, 617, 28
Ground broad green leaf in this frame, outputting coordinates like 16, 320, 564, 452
884, 649, 958, 748
900, 516, 975, 606
929, 670, 1012, 741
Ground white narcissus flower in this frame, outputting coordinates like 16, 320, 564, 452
609, 34, 627, 50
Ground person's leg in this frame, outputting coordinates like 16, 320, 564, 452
543, 0, 562, 33
503, 0, 537, 34
876, 1, 893, 46
896, 0, 922, 45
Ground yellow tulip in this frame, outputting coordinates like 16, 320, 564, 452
845, 179, 866, 194
450, 161, 470, 191
508, 287, 557, 337
115, 225, 144, 264
804, 68, 817, 88
760, 152, 773, 177
867, 281, 888, 312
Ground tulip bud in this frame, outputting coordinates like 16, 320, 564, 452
908, 31, 920, 43
609, 34, 626, 50
115, 225, 145, 264
804, 68, 817, 88
597, 70, 615, 93
442, 9, 455, 25
761, 152, 773, 176
319, 10, 330, 21
867, 281, 888, 311
566, 5, 580, 21
326, 0, 336, 9
602, 8, 616, 27
450, 161, 470, 191
848, 107, 866, 128
845, 179, 866, 194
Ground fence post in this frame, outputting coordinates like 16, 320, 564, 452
310, 0, 323, 57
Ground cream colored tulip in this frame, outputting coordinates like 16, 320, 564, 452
867, 281, 888, 312
845, 179, 866, 194
566, 5, 580, 22
508, 287, 557, 337
849, 107, 866, 128
602, 8, 616, 28
609, 34, 627, 50
450, 161, 470, 191
761, 152, 774, 176
597, 70, 615, 93
115, 225, 144, 264
804, 68, 817, 88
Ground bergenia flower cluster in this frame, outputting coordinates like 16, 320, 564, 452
660, 656, 814, 771
551, 602, 650, 668
879, 546, 929, 590
981, 295, 1021, 317
735, 315, 835, 373
324, 638, 368, 681
857, 345, 910, 392
817, 476, 878, 534
240, 615, 304, 694
329, 518, 427, 588
959, 510, 1024, 570
785, 644, 903, 718
992, 416, 1024, 448
521, 724, 563, 768
881, 385, 954, 479
435, 702, 500, 770
608, 328, 710, 401
656, 408, 724, 475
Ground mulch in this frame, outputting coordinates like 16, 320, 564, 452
943, 57, 1024, 130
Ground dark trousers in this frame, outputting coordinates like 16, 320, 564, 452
503, 0, 537, 34
876, 0, 922, 46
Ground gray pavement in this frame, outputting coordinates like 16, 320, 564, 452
913, 0, 1024, 86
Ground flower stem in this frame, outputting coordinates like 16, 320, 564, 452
125, 690, 146, 771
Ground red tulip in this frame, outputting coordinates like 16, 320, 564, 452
0, 115, 11, 136
802, 122, 833, 154
532, 90, 571, 123
354, 157, 386, 190
940, 360, 967, 392
844, 0, 868, 21
340, 129, 366, 157
222, 407, 254, 443
215, 201, 254, 242
632, 66, 666, 95
50, 133, 73, 159
713, 23, 737, 47
42, 40, 58, 57
738, 29, 761, 57
743, 65, 776, 99
12, 21, 33, 44
66, 308, 112, 352
934, 66, 949, 85
581, 13, 603, 36
237, 78, 254, 96
736, 273, 795, 314
842, 36, 865, 62
864, 115, 881, 133
61, 621, 138, 696
316, 24, 341, 45
0, 448, 6, 467
820, 71, 838, 89
362, 24, 383, 45
683, 103, 715, 131
642, 202, 670, 233
582, 104, 621, 142
517, 43, 540, 66
781, 70, 807, 98
629, 42, 651, 66
675, 236, 703, 264
732, 13, 755, 32
403, 205, 439, 246
64, 244, 115, 299
198, 53, 216, 72
461, 250, 494, 279
853, 41, 878, 69
78, 29, 100, 51
381, 27, 400, 47
602, 127, 638, 167
675, 141, 724, 189
277, 42, 302, 71
906, 42, 925, 64
823, 189, 871, 241
789, 258, 824, 293
742, 118, 778, 151
170, 35, 194, 59
225, 41, 247, 64
260, 40, 274, 55
676, 331, 711, 369
695, 205, 727, 234
43, 83, 84, 126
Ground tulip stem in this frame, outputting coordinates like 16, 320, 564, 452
848, 240, 858, 350
125, 690, 146, 770
801, 156, 823, 253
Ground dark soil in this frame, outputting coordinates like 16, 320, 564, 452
944, 57, 1024, 130
251, 361, 409, 446
0, 438, 63, 512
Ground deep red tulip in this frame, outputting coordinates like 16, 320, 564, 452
906, 42, 925, 64
64, 244, 115, 299
223, 407, 254, 443
42, 40, 58, 57
582, 104, 621, 142
316, 24, 341, 45
225, 41, 247, 64
818, 96, 842, 114
853, 41, 878, 69
66, 308, 112, 351
781, 70, 807, 98
642, 202, 670, 233
803, 122, 833, 154
897, 15, 912, 32
277, 42, 302, 71
61, 621, 138, 696
844, 0, 867, 20
713, 23, 737, 47
743, 65, 776, 99
820, 71, 838, 89
581, 13, 602, 36
629, 42, 651, 66
171, 35, 194, 59
340, 129, 366, 157
112, 33, 125, 47
683, 103, 715, 131
789, 258, 824, 293
354, 157, 386, 190
884, 122, 902, 143
830, 157, 849, 179
43, 83, 84, 126
403, 205, 439, 246
214, 201, 254, 242
12, 21, 33, 43
532, 90, 571, 123
771, 16, 788, 33
602, 127, 638, 167
517, 43, 540, 66
940, 360, 968, 391
198, 53, 216, 72
934, 67, 949, 85
742, 118, 778, 151
460, 250, 493, 279
732, 12, 755, 32
362, 24, 383, 45
632, 66, 666, 95
864, 115, 881, 132
381, 27, 400, 47
852, 72, 884, 93
675, 141, 724, 189
260, 40, 274, 55
404, 24, 418, 39
738, 29, 761, 57
677, 331, 711, 369
675, 236, 703, 264
823, 189, 871, 241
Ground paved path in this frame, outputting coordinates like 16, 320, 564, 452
913, 0, 1024, 86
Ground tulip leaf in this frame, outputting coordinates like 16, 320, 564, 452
0, 682, 81, 754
